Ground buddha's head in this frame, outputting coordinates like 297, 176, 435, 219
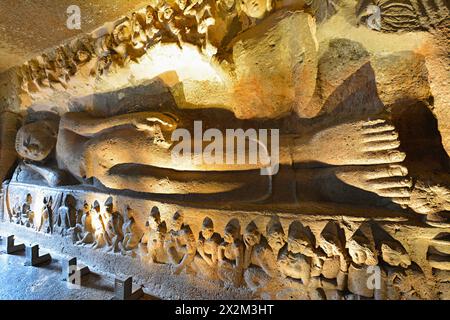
16, 120, 58, 162
239, 0, 272, 19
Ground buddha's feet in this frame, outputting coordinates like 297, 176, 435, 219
295, 119, 405, 166
335, 164, 412, 206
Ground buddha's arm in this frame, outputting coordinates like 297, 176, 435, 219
60, 111, 178, 137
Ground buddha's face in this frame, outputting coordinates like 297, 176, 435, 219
16, 121, 57, 162
267, 231, 285, 252
240, 0, 270, 19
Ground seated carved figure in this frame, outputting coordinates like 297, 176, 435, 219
243, 219, 285, 298
346, 225, 379, 299
103, 197, 124, 253
164, 211, 196, 274
90, 201, 109, 250
140, 206, 167, 263
74, 201, 95, 245
277, 221, 326, 299
54, 194, 76, 235
120, 206, 144, 254
38, 196, 54, 234
21, 193, 35, 228
316, 222, 349, 293
194, 217, 222, 279
217, 219, 245, 286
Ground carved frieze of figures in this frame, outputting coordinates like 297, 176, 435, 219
14, 0, 347, 96
5, 188, 444, 299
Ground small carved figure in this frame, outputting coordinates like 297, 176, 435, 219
140, 206, 163, 261
375, 240, 412, 300
103, 196, 124, 252
158, 3, 187, 47
243, 221, 261, 269
243, 220, 284, 297
194, 217, 222, 279
317, 222, 349, 293
91, 200, 109, 249
38, 196, 54, 233
346, 225, 379, 298
119, 206, 144, 254
217, 219, 245, 286
131, 12, 148, 49
144, 5, 162, 44
278, 221, 314, 286
21, 193, 35, 228
197, 217, 222, 267
74, 201, 95, 245
10, 202, 21, 224
164, 211, 197, 274
54, 194, 76, 235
